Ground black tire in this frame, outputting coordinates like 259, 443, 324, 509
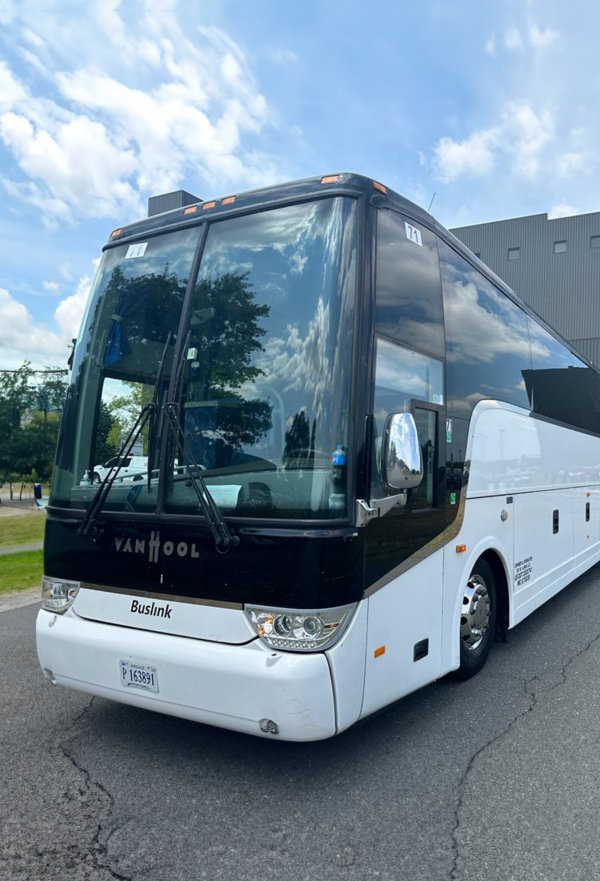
453, 556, 497, 680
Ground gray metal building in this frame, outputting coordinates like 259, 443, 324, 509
451, 211, 600, 366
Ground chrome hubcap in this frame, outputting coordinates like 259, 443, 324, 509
460, 573, 491, 651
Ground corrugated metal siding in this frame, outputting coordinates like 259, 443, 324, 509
568, 338, 600, 367
451, 211, 600, 344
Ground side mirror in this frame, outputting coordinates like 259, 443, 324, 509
382, 412, 423, 490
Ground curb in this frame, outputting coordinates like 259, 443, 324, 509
0, 587, 41, 613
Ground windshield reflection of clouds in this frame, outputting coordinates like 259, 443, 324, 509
376, 338, 444, 405
441, 258, 535, 365
102, 231, 198, 284
376, 211, 444, 356
396, 416, 421, 473
440, 239, 590, 420
200, 198, 356, 430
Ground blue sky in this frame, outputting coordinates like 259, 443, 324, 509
1, 0, 598, 369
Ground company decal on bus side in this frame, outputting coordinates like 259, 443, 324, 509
114, 531, 200, 563
514, 556, 533, 587
404, 222, 423, 246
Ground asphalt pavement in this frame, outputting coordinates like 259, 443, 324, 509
3, 565, 600, 880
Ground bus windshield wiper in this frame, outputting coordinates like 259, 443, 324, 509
164, 401, 239, 552
147, 332, 174, 492
79, 333, 178, 539
78, 403, 156, 539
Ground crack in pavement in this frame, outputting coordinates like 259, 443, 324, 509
449, 629, 600, 880
56, 696, 133, 881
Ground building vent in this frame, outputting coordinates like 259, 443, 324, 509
148, 190, 202, 217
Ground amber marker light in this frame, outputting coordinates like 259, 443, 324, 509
202, 201, 217, 210
374, 645, 386, 658
221, 196, 236, 205
372, 180, 387, 194
456, 544, 466, 554
110, 228, 122, 238
587, 491, 591, 497
320, 175, 340, 184
183, 205, 198, 215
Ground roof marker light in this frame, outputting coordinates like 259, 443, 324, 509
372, 180, 387, 194
321, 175, 340, 184
202, 201, 217, 210
221, 196, 236, 205
110, 228, 122, 238
184, 205, 198, 215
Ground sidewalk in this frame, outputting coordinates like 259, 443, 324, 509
0, 586, 40, 612
0, 541, 43, 556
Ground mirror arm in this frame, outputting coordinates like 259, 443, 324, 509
356, 493, 407, 527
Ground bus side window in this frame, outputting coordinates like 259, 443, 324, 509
376, 209, 444, 359
371, 337, 443, 500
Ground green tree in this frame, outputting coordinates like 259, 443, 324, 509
0, 363, 68, 480
94, 401, 120, 465
184, 272, 272, 454
0, 363, 34, 478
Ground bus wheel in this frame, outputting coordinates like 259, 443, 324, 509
455, 557, 496, 679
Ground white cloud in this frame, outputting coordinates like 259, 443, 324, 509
434, 130, 497, 182
528, 23, 558, 50
0, 287, 65, 369
0, 61, 26, 108
504, 27, 523, 51
496, 21, 558, 54
54, 276, 90, 341
0, 0, 16, 26
434, 103, 554, 183
42, 281, 59, 293
554, 151, 592, 178
548, 204, 579, 219
1, 111, 141, 221
0, 275, 90, 370
0, 6, 279, 224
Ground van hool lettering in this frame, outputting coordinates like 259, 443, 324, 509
114, 531, 200, 563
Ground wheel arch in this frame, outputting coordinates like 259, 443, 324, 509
479, 548, 510, 641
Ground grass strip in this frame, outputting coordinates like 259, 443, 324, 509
0, 513, 46, 547
0, 550, 43, 595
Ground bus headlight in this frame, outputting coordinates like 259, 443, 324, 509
42, 576, 80, 614
245, 603, 356, 652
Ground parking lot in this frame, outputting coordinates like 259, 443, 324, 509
3, 566, 600, 881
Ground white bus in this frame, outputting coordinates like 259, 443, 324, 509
36, 173, 600, 740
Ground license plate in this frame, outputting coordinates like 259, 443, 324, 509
119, 660, 159, 693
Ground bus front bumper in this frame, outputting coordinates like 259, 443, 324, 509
36, 609, 337, 741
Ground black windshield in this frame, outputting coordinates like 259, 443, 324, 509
52, 197, 357, 520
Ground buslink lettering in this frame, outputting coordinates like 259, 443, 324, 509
130, 599, 172, 619
113, 531, 200, 563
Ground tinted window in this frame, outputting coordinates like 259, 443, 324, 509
439, 239, 531, 418
165, 197, 358, 519
53, 226, 201, 507
376, 210, 444, 357
371, 336, 444, 498
526, 318, 600, 432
